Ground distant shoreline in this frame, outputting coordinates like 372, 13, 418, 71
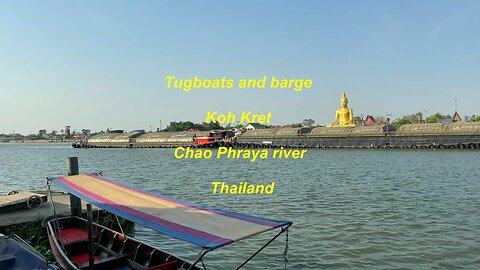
0, 140, 75, 144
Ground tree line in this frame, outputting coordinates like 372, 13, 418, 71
390, 112, 480, 128
164, 121, 224, 131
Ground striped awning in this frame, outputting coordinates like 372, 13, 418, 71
49, 174, 292, 250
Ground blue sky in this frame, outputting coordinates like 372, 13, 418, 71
1, 1, 479, 134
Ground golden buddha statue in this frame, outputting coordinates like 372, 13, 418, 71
328, 91, 355, 127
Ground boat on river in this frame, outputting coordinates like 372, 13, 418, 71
0, 233, 59, 270
47, 216, 196, 269
46, 173, 292, 270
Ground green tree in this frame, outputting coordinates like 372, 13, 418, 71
25, 134, 37, 140
392, 118, 411, 128
426, 113, 447, 123
165, 121, 194, 131
469, 115, 480, 122
401, 112, 423, 124
353, 116, 363, 125
200, 122, 224, 131
302, 119, 315, 127
165, 121, 224, 131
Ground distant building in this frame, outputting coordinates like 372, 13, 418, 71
81, 129, 91, 137
363, 115, 376, 126
38, 129, 48, 139
437, 111, 462, 123
453, 111, 462, 122
438, 118, 455, 123
244, 123, 265, 130
65, 126, 71, 136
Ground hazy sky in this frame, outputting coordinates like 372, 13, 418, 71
1, 1, 479, 134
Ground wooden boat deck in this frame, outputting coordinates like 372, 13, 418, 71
0, 191, 97, 228
0, 192, 47, 209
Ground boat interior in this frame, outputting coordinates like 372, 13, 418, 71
51, 217, 196, 270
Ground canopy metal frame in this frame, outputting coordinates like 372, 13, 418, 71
188, 223, 292, 270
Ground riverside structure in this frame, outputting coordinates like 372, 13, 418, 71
73, 92, 480, 150
73, 121, 480, 150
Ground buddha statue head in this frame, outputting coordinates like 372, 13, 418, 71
341, 91, 348, 108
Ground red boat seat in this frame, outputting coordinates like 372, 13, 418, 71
146, 260, 179, 270
57, 228, 89, 245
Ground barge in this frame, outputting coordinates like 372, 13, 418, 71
73, 122, 480, 150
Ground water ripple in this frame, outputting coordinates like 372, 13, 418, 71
0, 144, 479, 269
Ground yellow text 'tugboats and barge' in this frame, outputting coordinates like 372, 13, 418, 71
174, 146, 308, 162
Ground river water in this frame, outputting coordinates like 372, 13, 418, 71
0, 143, 479, 269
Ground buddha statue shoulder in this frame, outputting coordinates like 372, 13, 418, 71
328, 91, 355, 127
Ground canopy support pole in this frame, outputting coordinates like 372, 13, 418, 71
235, 224, 292, 270
188, 248, 211, 270
67, 157, 82, 217
87, 204, 95, 269
46, 177, 65, 252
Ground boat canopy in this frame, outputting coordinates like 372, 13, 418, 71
48, 173, 292, 250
